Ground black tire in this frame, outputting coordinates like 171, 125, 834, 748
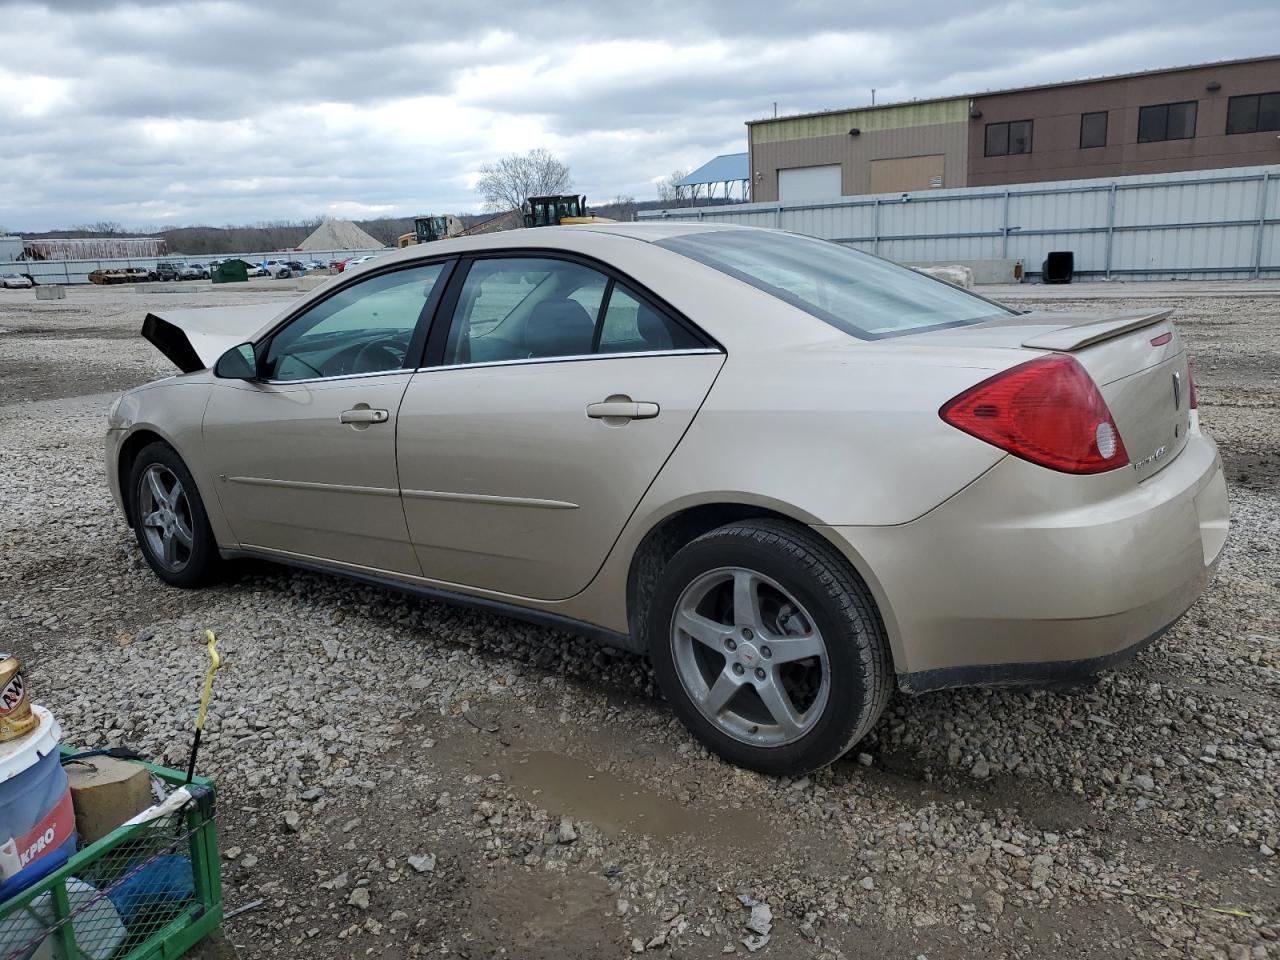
648, 519, 892, 775
126, 442, 222, 587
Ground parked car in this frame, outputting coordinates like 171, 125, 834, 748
306, 261, 327, 272
106, 223, 1228, 775
262, 260, 292, 279
285, 261, 308, 276
154, 262, 183, 281
1, 273, 34, 289
179, 264, 208, 280
245, 263, 270, 278
342, 255, 376, 272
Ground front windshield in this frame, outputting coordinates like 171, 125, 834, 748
657, 229, 1012, 339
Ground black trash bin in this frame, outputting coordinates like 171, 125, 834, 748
1042, 251, 1074, 284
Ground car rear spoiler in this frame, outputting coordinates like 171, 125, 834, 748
141, 303, 283, 373
1020, 309, 1172, 352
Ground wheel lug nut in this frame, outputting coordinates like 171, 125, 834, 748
732, 663, 745, 675
754, 667, 766, 680
725, 638, 737, 651
761, 646, 772, 659
742, 628, 754, 641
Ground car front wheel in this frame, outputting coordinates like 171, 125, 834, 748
127, 442, 221, 587
648, 519, 892, 775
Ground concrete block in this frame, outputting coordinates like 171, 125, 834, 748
904, 259, 1023, 284
34, 285, 66, 300
912, 264, 975, 288
66, 756, 153, 844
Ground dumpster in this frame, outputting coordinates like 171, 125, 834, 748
211, 260, 248, 284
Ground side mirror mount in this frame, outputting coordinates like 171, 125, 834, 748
214, 342, 258, 380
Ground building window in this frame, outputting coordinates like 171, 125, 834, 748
984, 120, 1033, 157
1080, 111, 1108, 148
1137, 101, 1197, 142
1226, 92, 1280, 134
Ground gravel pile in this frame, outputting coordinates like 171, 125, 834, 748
0, 283, 1276, 959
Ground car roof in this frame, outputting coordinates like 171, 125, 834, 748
572, 221, 759, 242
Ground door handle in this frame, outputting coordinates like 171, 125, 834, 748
339, 407, 389, 424
586, 399, 659, 421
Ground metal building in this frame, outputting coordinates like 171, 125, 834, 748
673, 154, 751, 204
22, 237, 168, 260
748, 55, 1280, 203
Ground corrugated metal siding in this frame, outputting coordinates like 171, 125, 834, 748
751, 99, 969, 143
640, 164, 1280, 280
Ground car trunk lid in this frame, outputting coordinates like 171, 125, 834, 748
141, 302, 283, 373
899, 308, 1191, 480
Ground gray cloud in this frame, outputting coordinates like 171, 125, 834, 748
0, 0, 1274, 230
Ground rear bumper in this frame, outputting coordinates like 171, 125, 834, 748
819, 426, 1228, 692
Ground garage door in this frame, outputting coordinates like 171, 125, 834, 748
869, 155, 945, 194
778, 164, 842, 202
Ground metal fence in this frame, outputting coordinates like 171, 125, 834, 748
0, 249, 389, 285
638, 164, 1280, 281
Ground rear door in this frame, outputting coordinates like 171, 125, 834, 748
396, 254, 724, 601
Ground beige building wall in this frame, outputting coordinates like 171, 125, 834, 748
748, 99, 970, 202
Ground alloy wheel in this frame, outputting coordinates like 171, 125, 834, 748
670, 566, 830, 747
137, 464, 194, 573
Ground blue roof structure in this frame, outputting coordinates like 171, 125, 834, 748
676, 153, 748, 187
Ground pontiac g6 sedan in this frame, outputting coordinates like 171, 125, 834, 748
106, 223, 1228, 774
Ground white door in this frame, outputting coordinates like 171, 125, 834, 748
778, 164, 842, 202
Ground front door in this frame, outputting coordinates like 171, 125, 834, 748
203, 260, 450, 574
396, 255, 724, 601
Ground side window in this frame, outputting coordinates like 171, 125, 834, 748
263, 262, 446, 381
598, 285, 703, 354
443, 258, 608, 364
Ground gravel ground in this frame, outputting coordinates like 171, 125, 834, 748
0, 281, 1277, 959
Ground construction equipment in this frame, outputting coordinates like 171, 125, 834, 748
397, 215, 464, 248
522, 195, 613, 228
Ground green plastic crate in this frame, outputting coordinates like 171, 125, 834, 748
0, 753, 222, 960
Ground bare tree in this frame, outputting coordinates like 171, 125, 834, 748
609, 195, 638, 222
73, 220, 125, 237
656, 170, 688, 205
474, 148, 572, 212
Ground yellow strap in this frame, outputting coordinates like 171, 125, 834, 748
196, 630, 221, 731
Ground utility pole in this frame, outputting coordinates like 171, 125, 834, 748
871, 88, 876, 106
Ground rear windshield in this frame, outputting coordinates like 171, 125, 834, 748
656, 230, 1012, 339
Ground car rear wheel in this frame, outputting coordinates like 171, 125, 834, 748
127, 442, 221, 587
648, 519, 892, 775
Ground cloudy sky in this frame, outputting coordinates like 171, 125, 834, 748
0, 0, 1274, 230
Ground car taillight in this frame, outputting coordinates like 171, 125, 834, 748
1187, 361, 1197, 409
939, 354, 1129, 475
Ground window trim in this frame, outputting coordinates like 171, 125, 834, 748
421, 248, 721, 369
1137, 100, 1198, 143
1079, 110, 1108, 149
1226, 91, 1280, 135
253, 257, 458, 383
983, 119, 1034, 157
414, 347, 722, 375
